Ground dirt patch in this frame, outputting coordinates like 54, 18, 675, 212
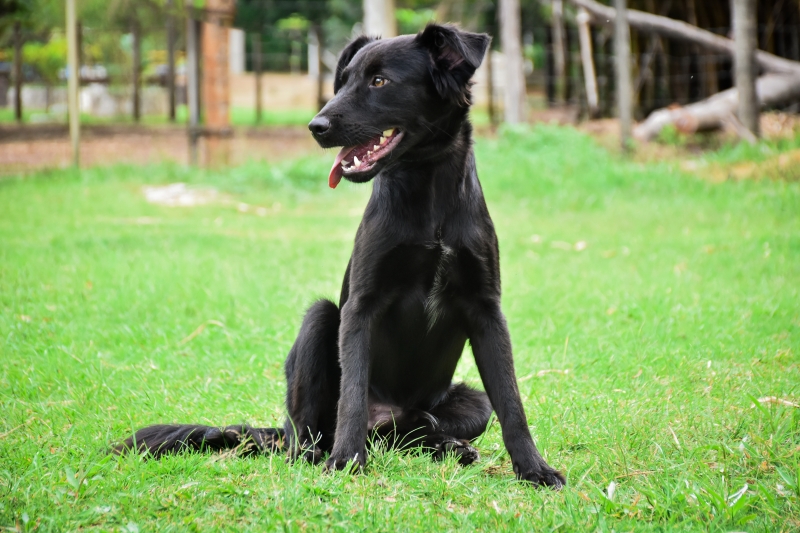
0, 124, 319, 176
696, 149, 800, 182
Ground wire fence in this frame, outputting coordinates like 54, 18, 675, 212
2, 14, 800, 125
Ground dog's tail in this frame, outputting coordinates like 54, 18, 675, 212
111, 423, 285, 458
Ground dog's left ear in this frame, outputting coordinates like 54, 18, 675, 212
334, 35, 377, 93
415, 24, 491, 106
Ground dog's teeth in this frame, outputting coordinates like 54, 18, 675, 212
373, 145, 380, 151
354, 156, 361, 168
366, 150, 372, 156
379, 136, 386, 145
383, 128, 394, 137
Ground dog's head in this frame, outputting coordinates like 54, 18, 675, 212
308, 24, 490, 188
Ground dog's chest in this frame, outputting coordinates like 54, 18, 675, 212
423, 238, 457, 329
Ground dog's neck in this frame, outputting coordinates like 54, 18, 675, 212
367, 118, 485, 238
376, 118, 476, 195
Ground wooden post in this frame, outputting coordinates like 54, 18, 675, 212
364, 0, 397, 38
167, 0, 177, 122
132, 18, 141, 122
252, 32, 262, 124
732, 0, 759, 137
77, 21, 83, 73
66, 0, 80, 167
500, 0, 526, 123
311, 24, 325, 111
613, 0, 632, 150
186, 16, 200, 165
202, 0, 235, 167
577, 7, 599, 116
487, 48, 496, 127
552, 0, 567, 104
13, 21, 22, 124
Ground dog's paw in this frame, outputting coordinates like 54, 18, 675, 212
286, 441, 323, 464
246, 427, 285, 454
323, 451, 366, 473
517, 466, 566, 490
432, 438, 480, 466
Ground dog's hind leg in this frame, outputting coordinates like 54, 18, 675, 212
420, 383, 492, 465
283, 299, 341, 463
112, 424, 284, 458
376, 383, 492, 466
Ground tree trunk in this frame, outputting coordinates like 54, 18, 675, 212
552, 0, 567, 104
577, 7, 599, 116
487, 48, 496, 126
364, 0, 396, 38
312, 24, 325, 111
733, 0, 759, 137
614, 0, 632, 150
13, 21, 22, 124
500, 0, 526, 123
633, 73, 800, 140
567, 0, 800, 75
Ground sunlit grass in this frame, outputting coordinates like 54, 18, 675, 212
1, 125, 798, 531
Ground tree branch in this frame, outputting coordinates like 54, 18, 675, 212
567, 0, 800, 75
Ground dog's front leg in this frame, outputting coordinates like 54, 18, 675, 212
325, 302, 371, 472
469, 306, 566, 489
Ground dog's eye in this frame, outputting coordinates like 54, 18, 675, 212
371, 75, 388, 88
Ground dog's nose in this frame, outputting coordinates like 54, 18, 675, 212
308, 116, 331, 136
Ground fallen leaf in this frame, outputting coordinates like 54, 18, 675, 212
757, 396, 799, 408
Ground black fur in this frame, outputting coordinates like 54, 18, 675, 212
114, 24, 565, 489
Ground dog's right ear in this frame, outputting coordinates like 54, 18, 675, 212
334, 36, 377, 93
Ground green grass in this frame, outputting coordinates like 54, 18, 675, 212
1, 125, 799, 531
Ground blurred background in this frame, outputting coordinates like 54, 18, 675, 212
1, 0, 799, 173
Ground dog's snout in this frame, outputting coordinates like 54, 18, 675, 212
308, 116, 331, 136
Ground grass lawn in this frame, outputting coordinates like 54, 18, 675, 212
1, 125, 799, 531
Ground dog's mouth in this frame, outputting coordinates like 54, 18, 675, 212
328, 128, 404, 188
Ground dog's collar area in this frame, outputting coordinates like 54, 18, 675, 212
328, 129, 404, 188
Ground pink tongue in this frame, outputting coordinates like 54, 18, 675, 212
328, 146, 355, 189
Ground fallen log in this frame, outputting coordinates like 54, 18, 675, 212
567, 0, 800, 76
633, 73, 800, 141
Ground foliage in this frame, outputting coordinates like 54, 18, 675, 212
21, 32, 66, 84
1, 126, 799, 531
396, 8, 436, 35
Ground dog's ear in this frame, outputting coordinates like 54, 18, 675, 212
415, 24, 491, 106
334, 35, 377, 93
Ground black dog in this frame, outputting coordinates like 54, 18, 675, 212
115, 24, 564, 489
